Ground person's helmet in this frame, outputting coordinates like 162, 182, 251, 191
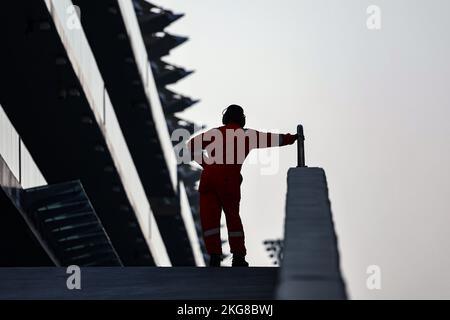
222, 104, 246, 127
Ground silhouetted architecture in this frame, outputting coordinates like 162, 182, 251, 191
0, 0, 204, 267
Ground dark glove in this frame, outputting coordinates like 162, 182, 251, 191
283, 133, 298, 145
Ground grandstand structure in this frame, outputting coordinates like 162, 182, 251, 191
0, 0, 205, 267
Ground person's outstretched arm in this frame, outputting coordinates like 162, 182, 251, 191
245, 129, 298, 150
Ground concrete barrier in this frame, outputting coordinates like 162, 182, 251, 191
277, 167, 347, 300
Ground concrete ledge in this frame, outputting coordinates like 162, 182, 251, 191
277, 167, 347, 300
0, 267, 277, 300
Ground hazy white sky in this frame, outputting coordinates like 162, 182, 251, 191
161, 0, 450, 299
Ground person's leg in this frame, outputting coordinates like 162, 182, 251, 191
220, 183, 247, 258
199, 190, 222, 265
222, 197, 248, 266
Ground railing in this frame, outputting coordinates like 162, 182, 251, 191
0, 105, 20, 179
20, 141, 48, 189
0, 105, 47, 189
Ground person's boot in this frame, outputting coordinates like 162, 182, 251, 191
209, 254, 221, 267
232, 254, 249, 267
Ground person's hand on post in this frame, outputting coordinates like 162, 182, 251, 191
284, 133, 298, 145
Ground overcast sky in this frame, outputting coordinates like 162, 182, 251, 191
160, 0, 450, 299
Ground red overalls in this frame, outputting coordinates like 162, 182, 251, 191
188, 123, 296, 255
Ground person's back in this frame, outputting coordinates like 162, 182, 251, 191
187, 105, 297, 267
190, 123, 295, 171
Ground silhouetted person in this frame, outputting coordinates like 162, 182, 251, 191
188, 105, 298, 267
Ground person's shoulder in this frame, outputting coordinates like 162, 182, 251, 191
202, 126, 225, 136
243, 128, 258, 134
203, 126, 222, 132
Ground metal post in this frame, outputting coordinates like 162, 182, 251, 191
297, 125, 305, 167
